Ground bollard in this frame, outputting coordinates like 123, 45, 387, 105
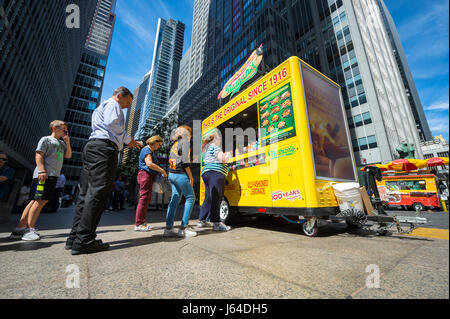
441, 200, 448, 213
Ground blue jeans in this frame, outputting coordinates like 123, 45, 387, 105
166, 173, 195, 229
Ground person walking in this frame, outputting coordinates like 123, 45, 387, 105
66, 87, 142, 255
164, 125, 197, 238
10, 121, 72, 240
134, 135, 167, 231
199, 129, 232, 231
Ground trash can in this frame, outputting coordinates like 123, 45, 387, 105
332, 183, 364, 213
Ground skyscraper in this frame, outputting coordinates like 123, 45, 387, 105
136, 19, 185, 139
62, 0, 116, 192
377, 0, 432, 142
180, 0, 425, 166
121, 71, 151, 167
189, 0, 211, 86
280, 0, 424, 164
167, 0, 211, 116
179, 0, 293, 123
0, 1, 97, 171
167, 47, 191, 115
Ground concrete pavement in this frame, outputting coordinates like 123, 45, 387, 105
0, 206, 448, 299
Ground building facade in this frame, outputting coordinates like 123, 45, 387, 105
421, 136, 449, 176
279, 0, 424, 165
189, 0, 211, 86
180, 0, 425, 168
0, 0, 97, 170
180, 0, 293, 124
377, 0, 432, 142
121, 71, 151, 166
167, 47, 191, 115
62, 0, 116, 192
136, 19, 185, 139
167, 0, 212, 116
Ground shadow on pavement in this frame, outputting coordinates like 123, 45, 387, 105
229, 214, 435, 240
0, 240, 65, 252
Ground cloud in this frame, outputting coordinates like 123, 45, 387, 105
426, 116, 449, 136
425, 101, 449, 111
397, 2, 449, 42
116, 2, 155, 50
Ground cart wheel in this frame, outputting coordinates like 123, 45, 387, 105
412, 203, 425, 212
377, 229, 389, 236
220, 198, 236, 225
302, 220, 319, 237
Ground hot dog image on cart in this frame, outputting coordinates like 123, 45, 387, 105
201, 56, 430, 237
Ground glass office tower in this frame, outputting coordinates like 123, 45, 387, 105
62, 0, 116, 192
136, 19, 185, 139
0, 0, 97, 170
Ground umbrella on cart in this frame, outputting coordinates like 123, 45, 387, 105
426, 157, 449, 167
361, 157, 449, 172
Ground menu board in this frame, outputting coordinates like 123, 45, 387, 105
301, 63, 356, 181
258, 83, 296, 145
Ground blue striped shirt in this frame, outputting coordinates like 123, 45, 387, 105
202, 145, 229, 176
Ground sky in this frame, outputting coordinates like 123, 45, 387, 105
101, 0, 449, 141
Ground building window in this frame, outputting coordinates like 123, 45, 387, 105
354, 114, 363, 127
367, 135, 377, 149
359, 137, 368, 150
362, 112, 372, 124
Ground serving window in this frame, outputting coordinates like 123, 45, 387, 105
215, 103, 267, 171
216, 103, 259, 158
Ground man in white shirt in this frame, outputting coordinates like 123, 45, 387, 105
67, 87, 141, 255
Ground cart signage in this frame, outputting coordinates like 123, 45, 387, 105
301, 63, 355, 180
271, 189, 302, 201
259, 83, 296, 145
203, 64, 290, 131
269, 145, 296, 159
248, 180, 269, 195
218, 45, 263, 100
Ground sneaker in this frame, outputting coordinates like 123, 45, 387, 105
9, 228, 27, 239
213, 222, 231, 232
197, 220, 212, 228
163, 228, 179, 238
134, 224, 152, 232
178, 228, 198, 238
21, 228, 41, 241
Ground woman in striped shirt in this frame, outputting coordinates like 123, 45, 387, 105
199, 129, 232, 231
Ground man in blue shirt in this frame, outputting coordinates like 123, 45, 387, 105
66, 87, 142, 255
0, 151, 15, 202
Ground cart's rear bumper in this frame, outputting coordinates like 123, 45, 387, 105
233, 206, 340, 217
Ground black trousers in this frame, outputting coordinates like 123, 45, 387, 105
199, 171, 226, 223
67, 139, 118, 249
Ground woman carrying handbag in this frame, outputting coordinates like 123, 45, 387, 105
134, 136, 167, 231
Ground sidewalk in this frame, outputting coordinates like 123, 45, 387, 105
0, 205, 448, 299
